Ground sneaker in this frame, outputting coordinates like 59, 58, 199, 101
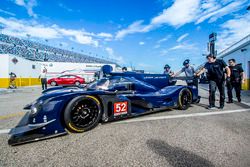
226, 100, 233, 103
218, 105, 224, 109
237, 98, 241, 102
207, 105, 216, 110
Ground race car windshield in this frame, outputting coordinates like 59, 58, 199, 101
87, 78, 111, 90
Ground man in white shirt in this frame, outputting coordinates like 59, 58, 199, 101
39, 68, 47, 90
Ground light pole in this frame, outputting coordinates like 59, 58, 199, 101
44, 39, 49, 61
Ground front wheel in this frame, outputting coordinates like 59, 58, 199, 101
178, 88, 192, 110
64, 95, 102, 133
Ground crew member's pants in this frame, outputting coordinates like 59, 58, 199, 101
187, 77, 199, 89
41, 78, 47, 90
209, 80, 225, 106
226, 81, 241, 101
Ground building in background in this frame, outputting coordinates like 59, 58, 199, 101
0, 54, 118, 88
217, 34, 250, 90
0, 34, 119, 88
40, 62, 117, 83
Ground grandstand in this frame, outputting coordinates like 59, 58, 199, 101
0, 34, 115, 64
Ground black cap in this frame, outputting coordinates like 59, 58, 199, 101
122, 67, 127, 71
164, 64, 170, 69
183, 59, 190, 66
206, 54, 216, 59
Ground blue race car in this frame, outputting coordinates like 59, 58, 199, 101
8, 65, 200, 145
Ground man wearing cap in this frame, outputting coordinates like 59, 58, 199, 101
196, 54, 231, 109
122, 67, 127, 72
173, 59, 198, 87
163, 64, 174, 76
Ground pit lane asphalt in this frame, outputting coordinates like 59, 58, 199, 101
0, 86, 250, 167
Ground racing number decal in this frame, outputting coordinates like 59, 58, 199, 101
114, 101, 128, 116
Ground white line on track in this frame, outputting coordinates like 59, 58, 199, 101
114, 108, 250, 124
0, 129, 10, 134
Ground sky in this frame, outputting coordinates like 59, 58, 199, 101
0, 0, 250, 73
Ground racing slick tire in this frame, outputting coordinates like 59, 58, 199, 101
178, 88, 192, 110
51, 81, 57, 86
64, 95, 102, 133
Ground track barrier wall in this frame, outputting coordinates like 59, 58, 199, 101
0, 78, 41, 88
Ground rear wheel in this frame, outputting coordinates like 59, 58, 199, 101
178, 88, 192, 110
51, 81, 57, 86
64, 95, 102, 133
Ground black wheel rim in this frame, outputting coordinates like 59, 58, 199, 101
70, 99, 99, 129
181, 91, 191, 108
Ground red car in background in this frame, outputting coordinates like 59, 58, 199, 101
48, 75, 85, 86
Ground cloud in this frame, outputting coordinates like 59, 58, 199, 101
177, 33, 189, 42
159, 43, 198, 56
196, 26, 201, 31
169, 43, 197, 51
0, 17, 60, 39
97, 32, 113, 38
116, 20, 143, 39
217, 13, 250, 52
14, 0, 38, 18
139, 41, 145, 45
57, 28, 98, 47
154, 44, 161, 49
58, 3, 73, 12
154, 35, 172, 49
115, 0, 200, 39
115, 20, 154, 39
0, 9, 16, 16
196, 0, 247, 24
73, 35, 98, 47
115, 0, 247, 39
0, 17, 104, 47
152, 0, 200, 27
15, 0, 25, 6
105, 47, 124, 63
157, 35, 172, 43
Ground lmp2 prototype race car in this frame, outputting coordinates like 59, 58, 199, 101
8, 65, 200, 145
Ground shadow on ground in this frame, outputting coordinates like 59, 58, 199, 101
147, 139, 215, 167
